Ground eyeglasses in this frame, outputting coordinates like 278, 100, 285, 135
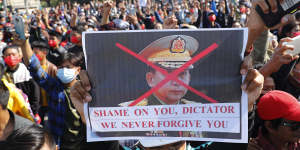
281, 121, 300, 131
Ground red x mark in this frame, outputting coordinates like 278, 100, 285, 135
116, 42, 219, 106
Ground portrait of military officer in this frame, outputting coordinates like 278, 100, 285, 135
119, 35, 199, 107
117, 35, 202, 138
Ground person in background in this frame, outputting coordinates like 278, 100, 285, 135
0, 31, 7, 56
207, 12, 221, 28
2, 125, 56, 150
14, 34, 119, 150
248, 90, 300, 150
47, 31, 67, 67
279, 21, 300, 39
31, 41, 57, 127
259, 36, 300, 99
68, 25, 86, 70
2, 45, 40, 123
0, 61, 34, 141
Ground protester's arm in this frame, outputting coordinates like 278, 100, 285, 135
13, 37, 60, 93
127, 15, 141, 30
42, 9, 52, 30
163, 16, 179, 29
19, 39, 33, 66
35, 11, 43, 29
100, 1, 112, 25
153, 4, 163, 24
240, 56, 264, 112
47, 61, 58, 78
259, 38, 298, 77
70, 70, 92, 124
154, 11, 164, 24
211, 0, 218, 16
193, 1, 202, 28
246, 0, 294, 52
136, 3, 146, 22
202, 10, 209, 28
242, 69, 264, 112
224, 0, 230, 15
70, 10, 78, 28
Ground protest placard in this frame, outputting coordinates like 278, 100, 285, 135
83, 29, 248, 143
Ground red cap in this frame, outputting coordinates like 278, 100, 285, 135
257, 90, 300, 121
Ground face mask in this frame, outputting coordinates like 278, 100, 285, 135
185, 18, 191, 24
291, 31, 300, 38
71, 36, 80, 44
219, 7, 224, 12
48, 40, 57, 48
208, 15, 216, 22
240, 7, 246, 14
35, 54, 43, 61
56, 68, 77, 84
4, 56, 21, 67
87, 28, 94, 31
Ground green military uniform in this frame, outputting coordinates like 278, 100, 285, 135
117, 35, 203, 138
119, 94, 201, 137
119, 94, 196, 106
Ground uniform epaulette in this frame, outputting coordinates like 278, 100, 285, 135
118, 99, 148, 107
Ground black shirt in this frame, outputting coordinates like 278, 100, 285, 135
271, 60, 300, 100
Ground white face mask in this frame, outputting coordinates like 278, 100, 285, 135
56, 68, 77, 84
87, 28, 94, 31
219, 7, 224, 12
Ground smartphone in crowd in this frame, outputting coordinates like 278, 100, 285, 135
255, 0, 300, 28
13, 15, 26, 40
284, 35, 300, 56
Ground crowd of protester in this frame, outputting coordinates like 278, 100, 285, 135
0, 0, 299, 149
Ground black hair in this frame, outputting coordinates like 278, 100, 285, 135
48, 30, 62, 41
31, 41, 49, 52
280, 21, 299, 39
2, 45, 20, 56
208, 12, 215, 16
57, 52, 84, 68
73, 24, 86, 35
3, 125, 56, 150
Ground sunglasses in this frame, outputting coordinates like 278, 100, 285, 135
281, 121, 300, 131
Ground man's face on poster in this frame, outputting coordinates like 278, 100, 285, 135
146, 69, 191, 104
